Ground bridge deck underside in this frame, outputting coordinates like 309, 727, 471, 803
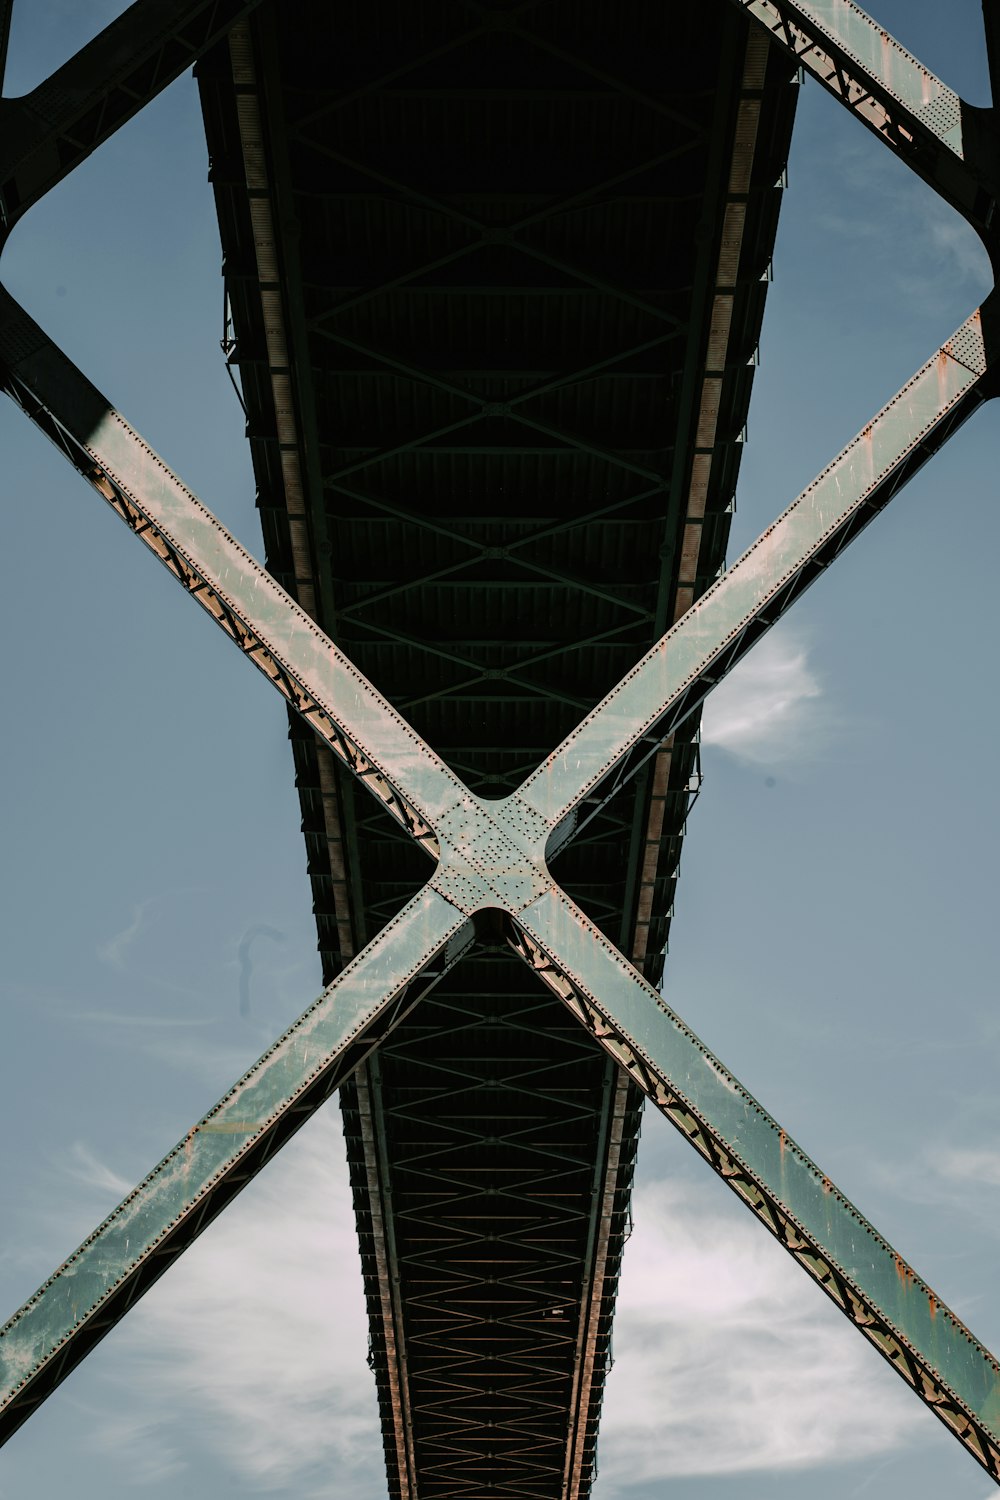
198, 4, 796, 1494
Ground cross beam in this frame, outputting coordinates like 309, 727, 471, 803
2, 286, 999, 1467
2, 0, 1000, 1485
732, 0, 1000, 243
0, 0, 262, 237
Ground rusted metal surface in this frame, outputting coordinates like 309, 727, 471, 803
353, 1061, 417, 1500
744, 0, 964, 153
732, 0, 1000, 239
518, 310, 989, 844
0, 291, 454, 849
2, 0, 1000, 1487
560, 1068, 634, 1498
2, 285, 998, 1475
0, 893, 473, 1441
511, 896, 1000, 1477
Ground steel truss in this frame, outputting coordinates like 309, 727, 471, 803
2, 0, 1000, 1484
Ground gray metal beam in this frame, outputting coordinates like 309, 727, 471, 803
0, 0, 262, 237
514, 307, 990, 852
0, 891, 473, 1444
0, 289, 462, 849
2, 289, 998, 1478
508, 893, 1000, 1478
732, 0, 1000, 239
1, 5, 999, 1476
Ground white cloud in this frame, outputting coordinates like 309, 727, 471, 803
926, 1146, 1000, 1191
27, 1115, 932, 1495
700, 629, 831, 765
83, 1410, 185, 1487
813, 135, 992, 312
61, 1140, 135, 1200
90, 1107, 385, 1497
869, 1138, 1000, 1217
597, 1175, 921, 1488
97, 900, 149, 970
24, 1051, 940, 1497
877, 1140, 1000, 1245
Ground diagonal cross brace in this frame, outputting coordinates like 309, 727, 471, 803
1, 274, 999, 1475
0, 886, 475, 1441
0, 0, 265, 235
2, 0, 1000, 1482
730, 0, 1000, 242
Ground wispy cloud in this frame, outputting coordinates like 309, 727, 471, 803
61, 1141, 135, 1200
877, 1139, 1000, 1236
32, 1122, 929, 1495
811, 134, 991, 315
81, 1410, 185, 1486
701, 628, 832, 766
597, 1175, 921, 1488
68, 1009, 215, 1029
927, 1146, 1000, 1191
95, 894, 204, 1003
98, 900, 149, 970
88, 1109, 385, 1496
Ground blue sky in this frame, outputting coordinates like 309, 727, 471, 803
1, 2, 999, 1497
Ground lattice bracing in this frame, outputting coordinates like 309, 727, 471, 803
2, 0, 1000, 1492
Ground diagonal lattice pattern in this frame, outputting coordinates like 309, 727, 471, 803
347, 955, 642, 1498
5, 0, 1000, 1493
197, 3, 796, 1490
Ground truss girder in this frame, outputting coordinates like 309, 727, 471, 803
346, 961, 641, 1499
3, 254, 1000, 1485
0, 0, 262, 235
527, 308, 990, 851
3, 0, 1000, 1489
0, 889, 473, 1442
0, 291, 454, 852
512, 891, 1000, 1466
732, 0, 999, 237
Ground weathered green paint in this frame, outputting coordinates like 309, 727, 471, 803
514, 310, 987, 831
516, 888, 1000, 1444
4, 287, 998, 1473
0, 890, 471, 1434
2, 0, 997, 1485
731, 0, 1000, 243
0, 293, 465, 834
740, 0, 963, 154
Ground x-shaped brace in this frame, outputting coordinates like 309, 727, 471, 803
2, 0, 1000, 1484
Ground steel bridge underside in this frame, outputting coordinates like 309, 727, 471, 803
197, 6, 796, 1494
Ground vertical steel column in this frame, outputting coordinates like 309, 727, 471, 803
984, 0, 1000, 106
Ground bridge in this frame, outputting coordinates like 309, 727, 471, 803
1, 1, 1000, 1496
